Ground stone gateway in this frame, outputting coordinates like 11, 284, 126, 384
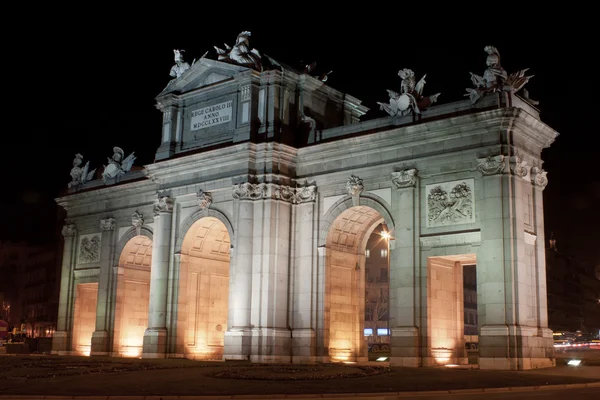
53, 35, 558, 370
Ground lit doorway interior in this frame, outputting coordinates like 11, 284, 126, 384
71, 282, 98, 356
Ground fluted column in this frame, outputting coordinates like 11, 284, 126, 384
143, 196, 173, 358
388, 169, 421, 367
52, 223, 77, 354
90, 218, 115, 355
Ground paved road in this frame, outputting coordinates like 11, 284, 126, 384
413, 387, 600, 399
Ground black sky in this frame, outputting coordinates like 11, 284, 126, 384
2, 11, 598, 265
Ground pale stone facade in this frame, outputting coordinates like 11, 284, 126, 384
52, 51, 558, 370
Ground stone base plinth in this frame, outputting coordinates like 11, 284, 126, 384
390, 327, 420, 367
90, 330, 110, 356
291, 328, 315, 361
248, 328, 291, 363
51, 331, 69, 354
224, 329, 252, 360
142, 327, 167, 358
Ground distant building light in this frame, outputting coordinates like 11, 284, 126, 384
377, 328, 390, 336
364, 328, 373, 336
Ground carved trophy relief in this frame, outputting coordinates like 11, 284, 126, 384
68, 153, 96, 188
426, 179, 475, 228
102, 147, 136, 183
78, 234, 101, 264
346, 175, 364, 196
197, 190, 213, 209
378, 69, 440, 117
214, 31, 263, 71
391, 169, 418, 189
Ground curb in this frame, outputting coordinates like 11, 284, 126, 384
0, 382, 599, 400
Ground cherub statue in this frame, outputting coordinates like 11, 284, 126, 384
169, 49, 191, 79
465, 46, 534, 104
378, 69, 441, 117
101, 146, 136, 182
68, 153, 96, 188
214, 31, 263, 71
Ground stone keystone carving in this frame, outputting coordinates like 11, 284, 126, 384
509, 156, 530, 178
530, 167, 548, 188
102, 146, 136, 182
100, 218, 115, 231
68, 153, 96, 188
477, 156, 506, 176
153, 196, 174, 214
214, 31, 263, 71
132, 211, 144, 235
62, 224, 76, 237
465, 46, 534, 105
346, 175, 364, 196
169, 49, 191, 79
378, 69, 440, 117
391, 169, 418, 189
232, 182, 267, 200
197, 189, 213, 209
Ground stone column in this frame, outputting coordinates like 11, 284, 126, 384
52, 223, 77, 354
224, 183, 256, 360
91, 217, 115, 355
142, 196, 173, 358
290, 185, 318, 363
389, 169, 420, 367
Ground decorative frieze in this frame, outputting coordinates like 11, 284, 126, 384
197, 189, 213, 209
233, 182, 267, 200
391, 169, 418, 189
61, 224, 76, 237
426, 179, 475, 228
530, 167, 548, 188
510, 156, 530, 178
132, 211, 144, 235
100, 218, 115, 231
153, 196, 174, 214
346, 175, 364, 196
477, 155, 506, 176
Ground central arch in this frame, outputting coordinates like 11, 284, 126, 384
177, 216, 231, 360
321, 195, 395, 362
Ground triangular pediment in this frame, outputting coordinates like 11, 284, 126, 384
157, 58, 250, 98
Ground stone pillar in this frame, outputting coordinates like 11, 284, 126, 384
52, 223, 77, 354
224, 184, 255, 360
143, 196, 173, 358
389, 169, 421, 367
476, 156, 554, 370
290, 185, 318, 363
91, 217, 115, 355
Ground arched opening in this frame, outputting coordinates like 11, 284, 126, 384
324, 205, 386, 362
112, 235, 153, 357
178, 216, 231, 360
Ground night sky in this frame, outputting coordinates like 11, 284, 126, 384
2, 13, 598, 266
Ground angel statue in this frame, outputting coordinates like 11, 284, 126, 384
101, 146, 136, 182
465, 46, 534, 104
169, 49, 191, 79
214, 31, 263, 71
378, 69, 441, 117
68, 153, 96, 188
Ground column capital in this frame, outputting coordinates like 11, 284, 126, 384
100, 218, 115, 231
530, 167, 548, 189
153, 196, 174, 215
232, 182, 267, 200
477, 155, 506, 176
391, 168, 418, 189
61, 224, 76, 237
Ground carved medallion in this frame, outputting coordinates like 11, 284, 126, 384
476, 156, 506, 176
391, 169, 418, 189
346, 175, 364, 196
100, 218, 115, 231
509, 156, 530, 178
132, 211, 144, 235
197, 190, 213, 209
62, 224, 76, 238
154, 196, 174, 214
232, 182, 267, 200
530, 167, 548, 188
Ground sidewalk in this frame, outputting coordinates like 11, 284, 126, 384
0, 354, 598, 399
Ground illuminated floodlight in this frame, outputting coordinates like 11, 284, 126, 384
381, 231, 391, 240
445, 364, 459, 367
567, 359, 582, 366
376, 357, 389, 362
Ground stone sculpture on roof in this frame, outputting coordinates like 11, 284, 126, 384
68, 153, 96, 188
169, 49, 191, 79
378, 69, 441, 117
465, 46, 534, 105
214, 31, 263, 71
101, 146, 136, 182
